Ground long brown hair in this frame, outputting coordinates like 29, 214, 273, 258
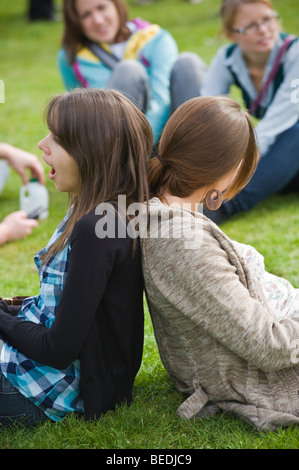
62, 0, 130, 64
148, 96, 258, 201
42, 88, 152, 262
220, 0, 275, 34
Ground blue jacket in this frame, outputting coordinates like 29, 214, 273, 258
58, 21, 178, 143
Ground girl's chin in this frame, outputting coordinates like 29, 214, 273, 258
257, 39, 273, 48
256, 34, 277, 49
90, 30, 116, 44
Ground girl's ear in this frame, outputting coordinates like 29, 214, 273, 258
225, 29, 236, 43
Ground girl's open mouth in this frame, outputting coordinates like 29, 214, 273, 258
49, 167, 56, 180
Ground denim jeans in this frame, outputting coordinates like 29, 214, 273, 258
204, 122, 299, 223
221, 122, 299, 219
0, 367, 49, 427
107, 53, 209, 117
107, 59, 150, 113
0, 301, 49, 426
170, 52, 208, 113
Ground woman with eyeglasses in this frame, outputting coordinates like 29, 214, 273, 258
174, 0, 299, 223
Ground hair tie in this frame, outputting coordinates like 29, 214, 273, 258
156, 154, 169, 168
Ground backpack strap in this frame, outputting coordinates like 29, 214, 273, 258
84, 40, 120, 70
73, 60, 89, 88
84, 18, 151, 70
72, 43, 120, 83
130, 17, 151, 30
226, 34, 297, 118
249, 34, 296, 115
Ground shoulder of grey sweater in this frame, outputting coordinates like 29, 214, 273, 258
140, 198, 259, 294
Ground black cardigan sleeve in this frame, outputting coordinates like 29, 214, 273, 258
0, 211, 129, 369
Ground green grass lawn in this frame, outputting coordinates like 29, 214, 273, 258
0, 0, 299, 450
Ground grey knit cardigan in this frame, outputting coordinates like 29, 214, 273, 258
140, 198, 299, 431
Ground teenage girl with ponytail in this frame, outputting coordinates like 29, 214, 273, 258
141, 95, 299, 432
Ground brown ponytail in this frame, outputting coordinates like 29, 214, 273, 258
148, 96, 258, 201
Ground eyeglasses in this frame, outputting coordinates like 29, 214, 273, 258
230, 12, 279, 36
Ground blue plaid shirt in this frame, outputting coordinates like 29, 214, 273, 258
0, 213, 84, 421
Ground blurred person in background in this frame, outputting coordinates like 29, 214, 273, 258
171, 0, 299, 223
28, 0, 55, 21
58, 0, 179, 144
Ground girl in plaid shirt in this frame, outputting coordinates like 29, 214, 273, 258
0, 88, 152, 426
